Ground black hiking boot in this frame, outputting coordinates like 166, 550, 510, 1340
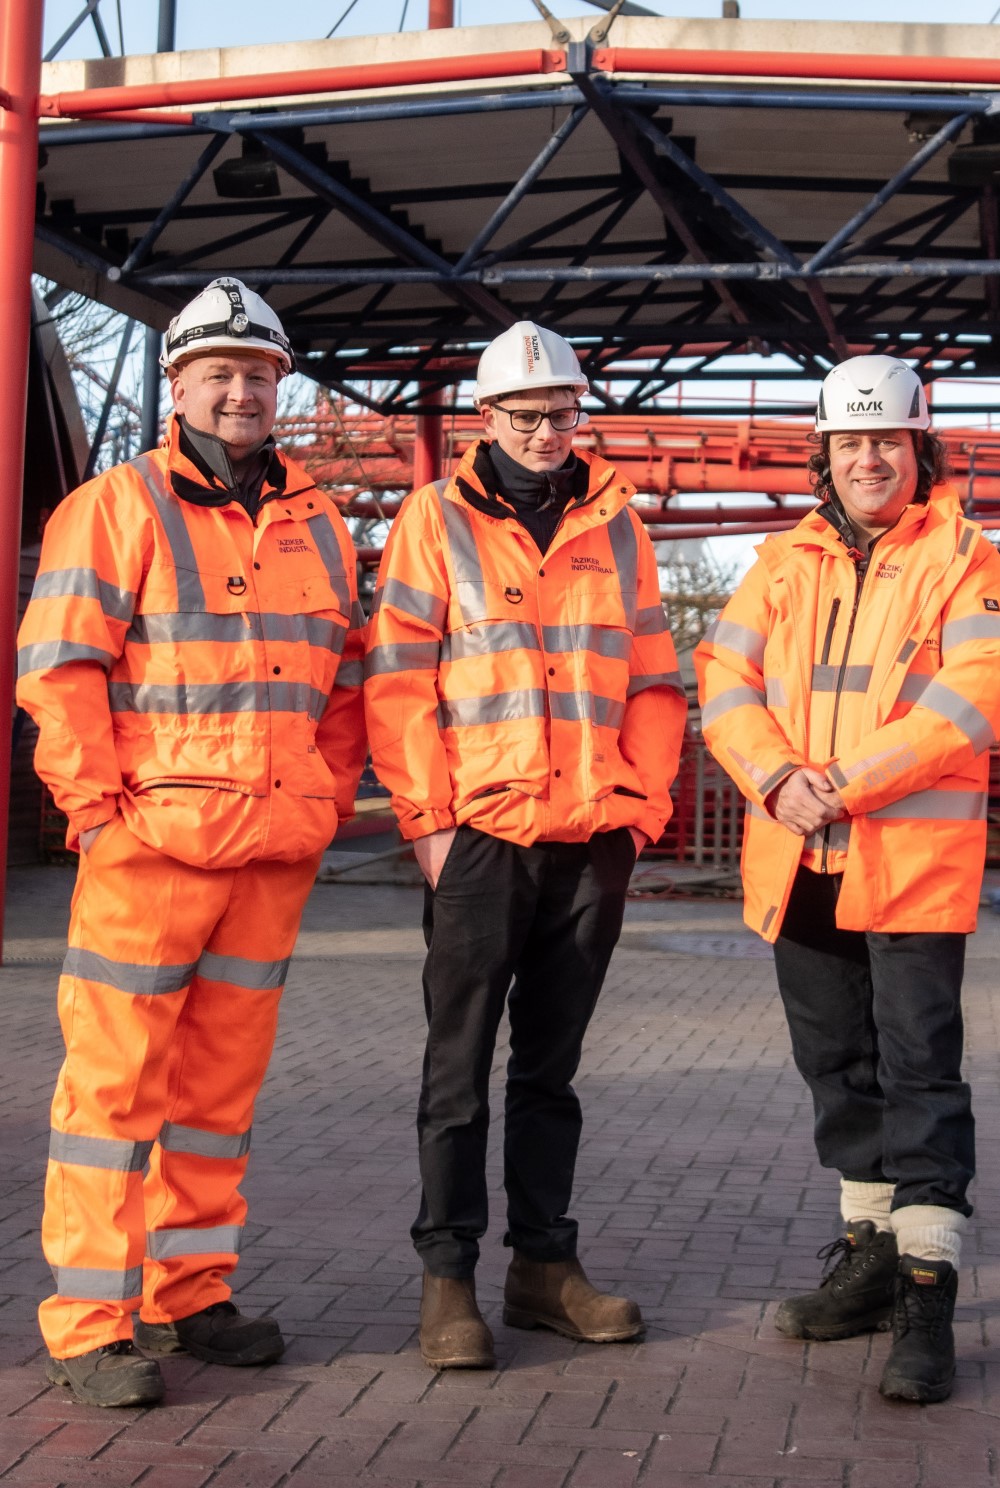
774, 1220, 897, 1341
879, 1255, 957, 1404
46, 1340, 164, 1407
133, 1301, 284, 1366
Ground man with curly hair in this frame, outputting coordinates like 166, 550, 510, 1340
696, 354, 1000, 1404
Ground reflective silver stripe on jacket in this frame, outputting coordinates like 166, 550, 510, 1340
810, 664, 873, 693
438, 689, 547, 728
898, 673, 932, 703
29, 567, 136, 622
305, 514, 352, 612
49, 1130, 154, 1171
127, 611, 339, 649
634, 603, 668, 638
541, 624, 632, 660
439, 497, 489, 625
701, 684, 767, 727
52, 1265, 144, 1301
159, 1121, 252, 1160
606, 510, 638, 631
804, 821, 853, 853
378, 578, 448, 632
130, 455, 206, 610
916, 681, 996, 754
941, 614, 1000, 651
442, 622, 539, 662
550, 691, 625, 728
108, 680, 327, 717
702, 618, 765, 667
333, 660, 363, 689
146, 1225, 243, 1261
765, 677, 787, 708
627, 670, 685, 698
17, 641, 115, 677
62, 947, 197, 996
868, 789, 987, 821
196, 950, 290, 990
365, 641, 442, 678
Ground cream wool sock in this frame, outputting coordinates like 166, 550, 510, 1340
840, 1178, 895, 1231
890, 1204, 966, 1268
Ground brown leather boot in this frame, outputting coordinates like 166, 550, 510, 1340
503, 1254, 644, 1343
419, 1273, 496, 1370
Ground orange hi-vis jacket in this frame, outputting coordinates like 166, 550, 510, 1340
695, 484, 1000, 941
364, 442, 687, 847
17, 417, 366, 867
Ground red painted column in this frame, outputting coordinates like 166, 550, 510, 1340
428, 0, 454, 28
413, 387, 445, 489
0, 0, 44, 959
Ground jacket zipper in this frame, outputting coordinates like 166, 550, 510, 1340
821, 536, 881, 870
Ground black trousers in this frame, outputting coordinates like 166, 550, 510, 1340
773, 867, 974, 1216
413, 825, 635, 1277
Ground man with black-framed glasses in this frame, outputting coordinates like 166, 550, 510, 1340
365, 320, 686, 1370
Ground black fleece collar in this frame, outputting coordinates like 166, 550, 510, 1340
171, 418, 286, 509
456, 441, 590, 520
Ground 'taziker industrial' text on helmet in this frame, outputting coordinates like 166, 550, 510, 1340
816, 354, 929, 433
473, 320, 589, 406
160, 277, 295, 376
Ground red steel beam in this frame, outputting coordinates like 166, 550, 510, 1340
0, 0, 44, 958
594, 46, 1000, 87
38, 50, 567, 118
413, 386, 445, 489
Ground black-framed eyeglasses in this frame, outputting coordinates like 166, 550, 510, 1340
491, 404, 582, 433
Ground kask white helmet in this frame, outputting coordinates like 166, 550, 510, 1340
473, 320, 589, 406
161, 277, 294, 375
816, 354, 929, 433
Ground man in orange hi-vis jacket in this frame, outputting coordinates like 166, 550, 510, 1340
365, 321, 687, 1370
17, 278, 366, 1407
696, 355, 1000, 1405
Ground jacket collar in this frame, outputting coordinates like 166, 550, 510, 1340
448, 439, 625, 520
162, 413, 297, 509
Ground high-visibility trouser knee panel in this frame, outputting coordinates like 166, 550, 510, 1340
39, 816, 320, 1359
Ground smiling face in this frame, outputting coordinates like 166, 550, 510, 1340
170, 351, 280, 464
827, 428, 920, 541
480, 386, 580, 473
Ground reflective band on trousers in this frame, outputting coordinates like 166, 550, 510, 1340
196, 950, 290, 990
27, 566, 135, 622
49, 1130, 154, 1171
146, 1224, 243, 1260
159, 1121, 252, 1160
52, 1264, 143, 1302
868, 789, 987, 821
63, 947, 197, 996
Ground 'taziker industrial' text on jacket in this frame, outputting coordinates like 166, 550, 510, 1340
364, 441, 688, 847
17, 416, 366, 868
695, 484, 1000, 941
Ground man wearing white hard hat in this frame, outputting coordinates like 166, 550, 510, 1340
17, 278, 366, 1405
365, 321, 686, 1368
696, 354, 1000, 1402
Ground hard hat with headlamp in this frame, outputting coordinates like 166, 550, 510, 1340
815, 354, 929, 433
473, 321, 589, 407
160, 277, 294, 376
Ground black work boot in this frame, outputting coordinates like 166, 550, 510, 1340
133, 1301, 284, 1366
879, 1255, 958, 1404
774, 1221, 898, 1341
46, 1340, 165, 1408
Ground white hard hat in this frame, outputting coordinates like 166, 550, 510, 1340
473, 320, 589, 406
161, 277, 294, 375
816, 354, 929, 432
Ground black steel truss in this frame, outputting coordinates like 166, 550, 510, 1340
33, 43, 1000, 413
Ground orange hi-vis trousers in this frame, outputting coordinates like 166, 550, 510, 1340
39, 815, 321, 1360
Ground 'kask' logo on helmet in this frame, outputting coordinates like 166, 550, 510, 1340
523, 332, 541, 374
847, 399, 884, 414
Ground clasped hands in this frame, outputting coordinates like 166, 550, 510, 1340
767, 767, 846, 837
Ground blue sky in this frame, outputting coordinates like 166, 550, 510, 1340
41, 1, 1000, 58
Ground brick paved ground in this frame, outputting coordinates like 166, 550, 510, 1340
3, 864, 1000, 1486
